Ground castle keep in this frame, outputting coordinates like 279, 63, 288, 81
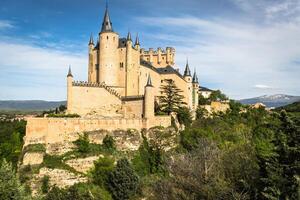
25, 6, 201, 145
67, 6, 199, 119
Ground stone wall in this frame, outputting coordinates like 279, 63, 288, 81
25, 116, 171, 146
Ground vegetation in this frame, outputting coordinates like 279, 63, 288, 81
158, 79, 186, 115
0, 98, 299, 199
46, 113, 80, 118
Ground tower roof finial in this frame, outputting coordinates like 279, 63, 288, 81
89, 33, 94, 45
146, 75, 153, 87
127, 31, 132, 41
192, 68, 198, 83
67, 65, 73, 77
101, 2, 113, 33
135, 33, 140, 46
184, 58, 191, 77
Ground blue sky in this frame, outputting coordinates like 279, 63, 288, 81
0, 0, 300, 100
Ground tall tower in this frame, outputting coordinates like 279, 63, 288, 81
88, 34, 96, 82
67, 66, 73, 113
98, 5, 119, 86
183, 59, 193, 109
192, 69, 199, 110
144, 75, 154, 119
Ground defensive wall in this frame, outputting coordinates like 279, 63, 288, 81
24, 116, 171, 146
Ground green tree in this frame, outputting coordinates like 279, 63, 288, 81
209, 90, 228, 101
74, 133, 90, 153
0, 159, 27, 200
107, 159, 139, 200
198, 93, 210, 105
159, 79, 186, 115
176, 106, 193, 128
102, 135, 116, 151
41, 175, 50, 194
91, 156, 115, 187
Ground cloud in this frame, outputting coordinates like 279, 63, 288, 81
0, 40, 87, 100
0, 20, 14, 30
137, 11, 300, 99
254, 84, 272, 89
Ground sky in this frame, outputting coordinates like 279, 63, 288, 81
0, 0, 299, 100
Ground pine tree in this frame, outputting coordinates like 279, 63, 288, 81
159, 79, 186, 115
0, 159, 27, 200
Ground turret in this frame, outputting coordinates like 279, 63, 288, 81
88, 34, 96, 82
192, 69, 199, 112
183, 59, 192, 82
98, 5, 119, 86
134, 33, 140, 50
184, 59, 193, 109
126, 31, 132, 46
144, 75, 154, 119
67, 66, 73, 113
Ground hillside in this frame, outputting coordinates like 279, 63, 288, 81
239, 94, 300, 108
0, 100, 66, 111
275, 101, 300, 112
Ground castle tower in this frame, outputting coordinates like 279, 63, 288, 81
192, 69, 199, 110
88, 34, 96, 82
98, 6, 120, 86
183, 59, 193, 109
134, 33, 140, 51
144, 75, 155, 119
67, 66, 73, 113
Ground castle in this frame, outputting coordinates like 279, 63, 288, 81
24, 6, 201, 145
67, 6, 199, 119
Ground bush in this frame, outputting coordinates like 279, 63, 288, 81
41, 175, 50, 193
91, 156, 115, 187
107, 158, 139, 200
46, 113, 80, 118
102, 135, 116, 151
74, 133, 91, 153
176, 106, 192, 128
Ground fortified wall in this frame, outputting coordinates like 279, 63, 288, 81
24, 116, 171, 146
140, 47, 175, 67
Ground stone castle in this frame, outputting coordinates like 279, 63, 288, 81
67, 6, 199, 119
24, 6, 201, 145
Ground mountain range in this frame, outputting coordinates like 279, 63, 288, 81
239, 94, 300, 108
0, 94, 299, 111
0, 100, 66, 111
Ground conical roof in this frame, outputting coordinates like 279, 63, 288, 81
101, 6, 113, 33
184, 59, 191, 76
192, 70, 199, 83
146, 75, 153, 87
67, 66, 73, 77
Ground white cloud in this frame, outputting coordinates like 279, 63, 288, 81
0, 20, 14, 30
254, 84, 272, 89
0, 40, 87, 100
137, 12, 300, 99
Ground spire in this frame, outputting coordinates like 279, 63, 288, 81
146, 75, 153, 87
89, 33, 94, 45
192, 69, 199, 83
184, 59, 191, 76
134, 33, 140, 46
67, 66, 73, 77
101, 4, 113, 33
127, 31, 132, 41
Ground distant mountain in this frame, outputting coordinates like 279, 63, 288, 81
239, 94, 300, 108
0, 100, 66, 111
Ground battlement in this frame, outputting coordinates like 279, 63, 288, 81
140, 47, 175, 68
72, 81, 122, 99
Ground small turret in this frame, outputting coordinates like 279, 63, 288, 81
67, 66, 73, 113
89, 33, 94, 46
101, 5, 113, 33
67, 66, 73, 77
144, 75, 154, 119
134, 33, 140, 50
127, 31, 132, 41
146, 74, 153, 87
184, 59, 191, 77
192, 70, 198, 84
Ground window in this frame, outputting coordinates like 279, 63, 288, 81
107, 36, 109, 40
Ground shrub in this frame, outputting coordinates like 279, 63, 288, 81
107, 158, 139, 200
176, 106, 192, 128
46, 113, 80, 118
41, 175, 50, 193
102, 135, 116, 151
74, 133, 91, 153
91, 156, 115, 187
